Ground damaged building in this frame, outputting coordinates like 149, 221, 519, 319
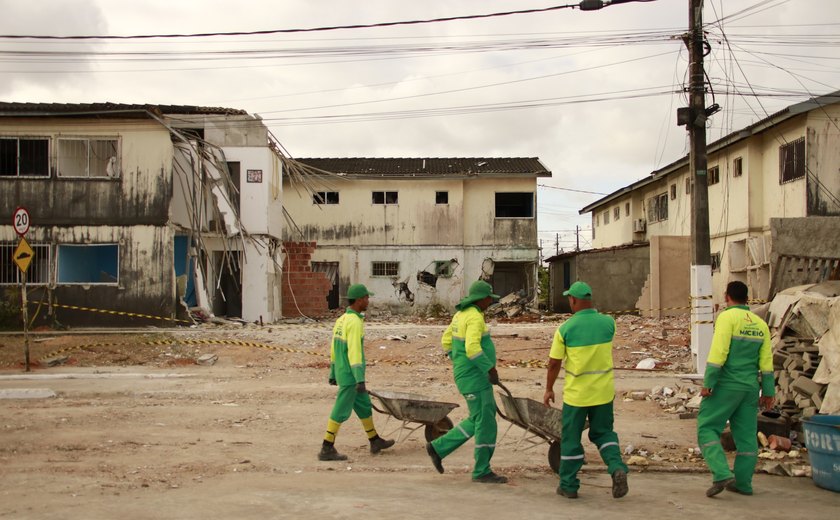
0, 102, 285, 326
281, 158, 551, 314
552, 91, 840, 313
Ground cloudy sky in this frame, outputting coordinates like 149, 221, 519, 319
2, 0, 838, 253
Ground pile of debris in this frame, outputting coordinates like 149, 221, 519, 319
634, 385, 702, 419
491, 292, 539, 319
613, 314, 693, 371
766, 281, 840, 424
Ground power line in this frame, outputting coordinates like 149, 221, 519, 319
0, 4, 586, 40
538, 184, 607, 195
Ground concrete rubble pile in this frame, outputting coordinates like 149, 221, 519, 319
614, 314, 693, 372
492, 292, 539, 319
766, 281, 840, 423
640, 385, 702, 419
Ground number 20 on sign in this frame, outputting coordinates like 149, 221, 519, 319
13, 207, 30, 236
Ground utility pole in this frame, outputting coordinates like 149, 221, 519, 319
555, 233, 560, 255
575, 225, 580, 252
681, 0, 714, 374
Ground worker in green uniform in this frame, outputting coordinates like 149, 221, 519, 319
318, 283, 395, 461
697, 280, 775, 497
426, 280, 507, 484
543, 281, 628, 499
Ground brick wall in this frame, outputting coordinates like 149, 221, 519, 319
281, 241, 331, 318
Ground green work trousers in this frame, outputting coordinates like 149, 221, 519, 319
559, 401, 627, 493
431, 386, 497, 479
697, 388, 759, 493
329, 384, 373, 423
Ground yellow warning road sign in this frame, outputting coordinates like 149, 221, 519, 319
14, 237, 33, 273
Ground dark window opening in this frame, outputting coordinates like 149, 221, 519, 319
434, 260, 455, 278
0, 243, 50, 285
647, 192, 669, 223
708, 166, 720, 186
495, 192, 534, 218
780, 137, 805, 184
57, 244, 119, 284
670, 183, 677, 200
372, 261, 399, 277
314, 191, 339, 204
685, 177, 693, 194
372, 191, 398, 205
0, 138, 49, 177
603, 210, 610, 225
733, 157, 743, 177
435, 191, 449, 204
625, 202, 630, 216
613, 207, 620, 221
227, 161, 241, 210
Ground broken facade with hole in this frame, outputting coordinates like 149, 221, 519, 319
0, 102, 286, 326
553, 91, 840, 313
281, 158, 551, 315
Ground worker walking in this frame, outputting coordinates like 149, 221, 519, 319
426, 280, 507, 484
697, 281, 775, 497
543, 281, 628, 499
318, 283, 394, 461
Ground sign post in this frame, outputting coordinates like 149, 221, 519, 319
12, 207, 32, 372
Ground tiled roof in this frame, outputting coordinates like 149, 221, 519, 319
0, 102, 247, 116
296, 157, 551, 177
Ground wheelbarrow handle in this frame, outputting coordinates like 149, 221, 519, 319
496, 381, 515, 400
366, 389, 389, 416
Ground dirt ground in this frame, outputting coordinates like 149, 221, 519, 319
0, 317, 836, 519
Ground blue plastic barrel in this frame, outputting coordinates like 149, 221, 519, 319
803, 415, 840, 493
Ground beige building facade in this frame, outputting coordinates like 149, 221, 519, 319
581, 92, 840, 305
282, 158, 551, 313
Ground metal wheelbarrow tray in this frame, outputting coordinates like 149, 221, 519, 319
369, 389, 459, 442
496, 386, 566, 473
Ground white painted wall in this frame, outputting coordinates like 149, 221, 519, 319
222, 146, 283, 237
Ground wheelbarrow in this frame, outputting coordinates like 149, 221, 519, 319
369, 389, 459, 443
495, 382, 566, 473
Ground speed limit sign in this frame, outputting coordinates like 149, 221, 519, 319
13, 207, 30, 236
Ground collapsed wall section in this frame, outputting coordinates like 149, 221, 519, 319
282, 241, 331, 318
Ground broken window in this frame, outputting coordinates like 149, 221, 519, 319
436, 191, 449, 204
647, 192, 668, 223
779, 137, 805, 184
372, 191, 398, 205
313, 191, 339, 204
670, 183, 677, 200
495, 192, 534, 218
57, 244, 119, 284
0, 137, 49, 177
371, 261, 399, 277
57, 138, 120, 178
613, 206, 620, 221
733, 156, 743, 177
434, 260, 454, 278
603, 210, 610, 225
708, 166, 720, 186
0, 243, 50, 285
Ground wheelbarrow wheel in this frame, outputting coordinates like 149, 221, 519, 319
548, 441, 561, 474
424, 417, 454, 442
